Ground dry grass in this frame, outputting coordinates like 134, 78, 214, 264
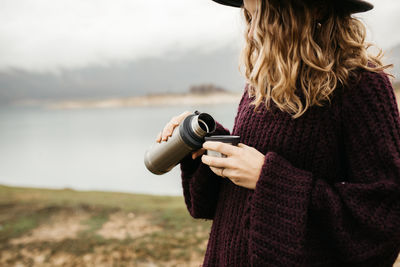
0, 185, 211, 267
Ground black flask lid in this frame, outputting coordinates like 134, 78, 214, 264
179, 112, 216, 149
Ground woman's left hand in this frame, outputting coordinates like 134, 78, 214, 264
201, 141, 265, 190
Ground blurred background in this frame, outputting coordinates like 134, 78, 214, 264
0, 0, 399, 266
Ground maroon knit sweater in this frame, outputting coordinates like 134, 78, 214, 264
180, 70, 400, 266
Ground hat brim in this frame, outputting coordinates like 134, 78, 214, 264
211, 0, 373, 14
340, 0, 374, 13
212, 0, 242, 8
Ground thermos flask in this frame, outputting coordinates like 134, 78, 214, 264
144, 111, 216, 175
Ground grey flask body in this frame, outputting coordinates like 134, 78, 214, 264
144, 112, 216, 175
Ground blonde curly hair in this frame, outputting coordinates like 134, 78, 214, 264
239, 0, 392, 119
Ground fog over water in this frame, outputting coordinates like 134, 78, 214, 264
0, 104, 237, 195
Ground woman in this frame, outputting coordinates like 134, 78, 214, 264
156, 0, 400, 266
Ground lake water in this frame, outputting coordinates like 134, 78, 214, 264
0, 103, 238, 196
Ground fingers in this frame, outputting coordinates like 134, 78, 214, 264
192, 148, 206, 159
158, 111, 191, 143
162, 119, 179, 141
202, 141, 239, 156
156, 132, 162, 143
201, 154, 231, 168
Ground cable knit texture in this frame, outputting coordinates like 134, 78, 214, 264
180, 70, 400, 267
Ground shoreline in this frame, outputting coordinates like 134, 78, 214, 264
15, 92, 243, 110
11, 85, 400, 110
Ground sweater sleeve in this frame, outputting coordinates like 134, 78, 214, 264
180, 121, 230, 220
248, 71, 400, 266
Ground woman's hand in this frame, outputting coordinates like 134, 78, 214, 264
156, 111, 205, 160
201, 141, 265, 190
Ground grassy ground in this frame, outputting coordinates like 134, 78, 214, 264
0, 185, 211, 266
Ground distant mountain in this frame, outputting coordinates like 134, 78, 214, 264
0, 45, 245, 105
2, 43, 398, 106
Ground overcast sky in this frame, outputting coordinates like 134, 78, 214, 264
0, 0, 399, 72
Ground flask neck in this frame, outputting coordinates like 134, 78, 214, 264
180, 113, 216, 149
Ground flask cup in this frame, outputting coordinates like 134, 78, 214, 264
144, 111, 216, 175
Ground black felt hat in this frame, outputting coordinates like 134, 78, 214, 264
212, 0, 373, 14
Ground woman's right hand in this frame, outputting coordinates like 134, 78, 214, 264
155, 111, 206, 160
